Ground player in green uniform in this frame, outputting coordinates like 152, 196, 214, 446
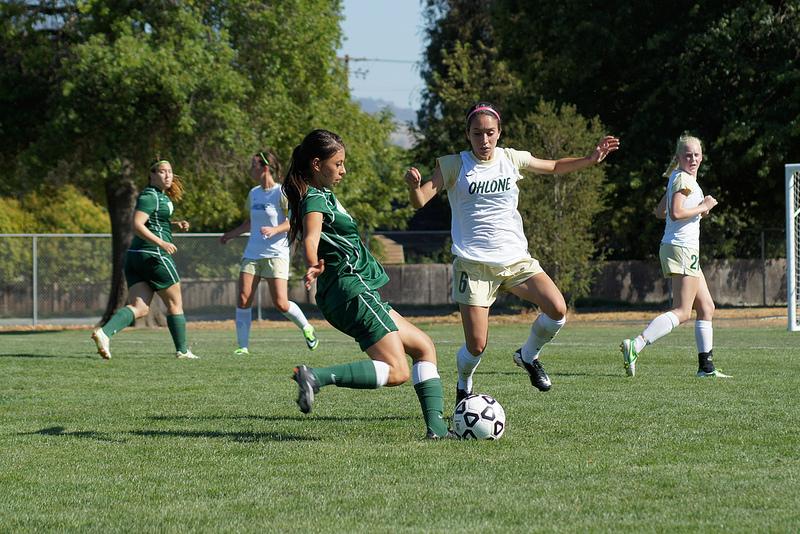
91, 160, 199, 360
283, 129, 453, 439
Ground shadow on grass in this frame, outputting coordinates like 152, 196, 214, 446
146, 414, 415, 423
25, 425, 315, 443
478, 370, 622, 378
22, 426, 125, 443
131, 429, 317, 442
0, 353, 60, 358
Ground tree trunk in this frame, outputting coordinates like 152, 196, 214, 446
100, 160, 138, 324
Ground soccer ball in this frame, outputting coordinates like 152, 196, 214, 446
453, 393, 506, 440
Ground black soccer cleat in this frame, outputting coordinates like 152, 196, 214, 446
292, 365, 320, 414
455, 387, 471, 408
513, 348, 552, 391
424, 429, 460, 440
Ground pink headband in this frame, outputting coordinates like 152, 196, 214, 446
467, 106, 501, 124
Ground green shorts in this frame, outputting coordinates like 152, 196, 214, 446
659, 243, 701, 278
452, 256, 544, 307
240, 257, 289, 279
324, 289, 398, 351
124, 250, 181, 290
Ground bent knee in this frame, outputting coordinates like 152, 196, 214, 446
386, 364, 410, 386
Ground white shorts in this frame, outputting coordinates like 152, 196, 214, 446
240, 257, 290, 280
659, 243, 700, 278
452, 256, 544, 307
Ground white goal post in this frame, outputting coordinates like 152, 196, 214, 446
787, 164, 800, 331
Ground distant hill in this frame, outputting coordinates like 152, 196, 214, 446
356, 97, 417, 125
355, 97, 418, 149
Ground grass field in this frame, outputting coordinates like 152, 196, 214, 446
1, 316, 799, 532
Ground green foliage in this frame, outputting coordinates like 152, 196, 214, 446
507, 102, 607, 303
418, 0, 799, 259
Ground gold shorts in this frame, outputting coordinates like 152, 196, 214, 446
452, 256, 544, 307
659, 243, 700, 278
240, 257, 290, 280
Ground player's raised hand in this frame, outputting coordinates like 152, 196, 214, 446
591, 136, 620, 163
304, 259, 325, 290
405, 167, 422, 189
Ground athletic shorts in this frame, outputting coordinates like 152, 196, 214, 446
240, 257, 289, 279
124, 250, 180, 290
452, 256, 544, 307
324, 289, 398, 351
659, 243, 701, 278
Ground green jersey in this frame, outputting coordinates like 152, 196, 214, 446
300, 186, 388, 313
129, 186, 174, 253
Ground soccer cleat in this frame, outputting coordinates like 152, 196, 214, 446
620, 338, 638, 377
424, 429, 460, 440
697, 368, 731, 378
91, 328, 111, 360
513, 349, 552, 391
233, 347, 249, 356
292, 365, 320, 414
302, 325, 319, 351
455, 387, 470, 408
176, 350, 200, 360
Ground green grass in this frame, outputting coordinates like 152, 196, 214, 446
1, 320, 799, 532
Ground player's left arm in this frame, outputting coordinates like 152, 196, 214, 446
261, 219, 290, 238
302, 212, 325, 290
523, 135, 620, 174
654, 193, 667, 219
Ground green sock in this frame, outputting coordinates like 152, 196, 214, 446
102, 306, 135, 337
414, 378, 449, 437
166, 314, 188, 352
312, 360, 378, 389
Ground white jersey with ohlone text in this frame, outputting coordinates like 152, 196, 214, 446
243, 184, 290, 260
438, 147, 534, 265
661, 169, 704, 249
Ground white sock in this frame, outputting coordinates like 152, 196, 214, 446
522, 313, 566, 362
695, 320, 713, 353
456, 344, 482, 392
235, 307, 252, 349
641, 311, 680, 349
373, 360, 391, 387
281, 301, 310, 330
412, 360, 440, 384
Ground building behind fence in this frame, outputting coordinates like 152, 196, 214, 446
0, 233, 788, 326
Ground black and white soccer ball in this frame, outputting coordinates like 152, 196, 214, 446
453, 393, 506, 440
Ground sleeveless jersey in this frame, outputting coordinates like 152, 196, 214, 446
438, 147, 533, 265
661, 170, 704, 248
300, 186, 389, 314
243, 184, 290, 260
129, 186, 174, 253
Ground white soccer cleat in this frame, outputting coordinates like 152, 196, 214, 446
91, 328, 111, 360
620, 339, 638, 377
176, 350, 200, 360
696, 369, 731, 378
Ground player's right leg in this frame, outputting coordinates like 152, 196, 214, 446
456, 304, 489, 404
92, 281, 152, 359
234, 263, 259, 354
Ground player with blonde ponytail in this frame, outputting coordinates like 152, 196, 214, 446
91, 159, 198, 360
620, 134, 730, 378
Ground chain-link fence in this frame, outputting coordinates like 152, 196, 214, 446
0, 234, 308, 326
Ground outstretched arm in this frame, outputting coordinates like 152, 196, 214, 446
405, 165, 444, 208
220, 219, 251, 244
302, 212, 325, 290
524, 135, 620, 174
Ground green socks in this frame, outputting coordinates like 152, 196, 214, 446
166, 314, 188, 352
414, 378, 449, 437
312, 360, 379, 389
102, 306, 135, 337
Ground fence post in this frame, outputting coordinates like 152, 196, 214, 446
257, 280, 262, 321
761, 230, 766, 306
32, 235, 38, 326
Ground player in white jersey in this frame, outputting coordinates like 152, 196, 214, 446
221, 150, 318, 355
406, 102, 619, 402
620, 134, 730, 378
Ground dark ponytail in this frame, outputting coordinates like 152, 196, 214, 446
282, 129, 345, 245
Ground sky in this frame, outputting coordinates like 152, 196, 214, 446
339, 0, 427, 112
